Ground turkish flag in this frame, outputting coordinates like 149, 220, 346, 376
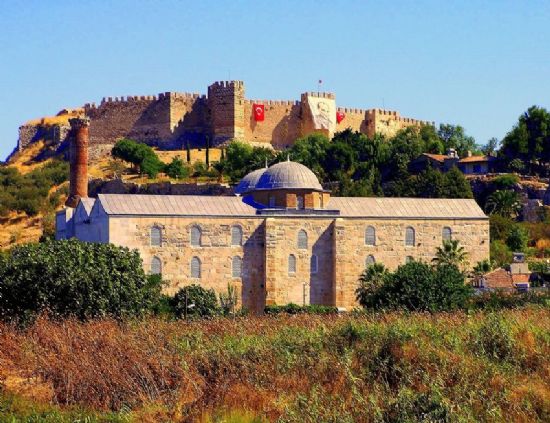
253, 104, 265, 121
336, 111, 345, 124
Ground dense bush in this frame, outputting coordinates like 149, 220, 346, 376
357, 261, 472, 312
0, 239, 161, 323
492, 173, 520, 189
171, 284, 219, 318
0, 160, 68, 217
164, 156, 190, 179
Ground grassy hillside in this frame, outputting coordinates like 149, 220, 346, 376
1, 307, 549, 422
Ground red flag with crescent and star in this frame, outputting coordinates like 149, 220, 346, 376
253, 104, 265, 121
336, 110, 345, 124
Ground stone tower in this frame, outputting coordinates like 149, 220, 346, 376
65, 117, 90, 208
208, 80, 245, 145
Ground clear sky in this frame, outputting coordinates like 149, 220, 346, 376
1, 0, 549, 160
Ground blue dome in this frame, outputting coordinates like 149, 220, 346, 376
235, 167, 266, 194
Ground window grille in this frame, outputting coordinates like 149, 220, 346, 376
298, 230, 308, 249
365, 226, 376, 246
442, 227, 452, 242
190, 257, 201, 278
310, 254, 318, 273
150, 226, 162, 247
366, 255, 375, 266
288, 254, 296, 274
231, 225, 243, 246
405, 227, 415, 246
151, 256, 162, 274
190, 226, 202, 246
269, 196, 276, 207
232, 256, 242, 278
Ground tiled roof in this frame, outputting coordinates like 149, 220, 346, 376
97, 194, 257, 216
459, 155, 497, 163
97, 194, 486, 219
327, 197, 486, 219
423, 153, 448, 162
483, 268, 514, 289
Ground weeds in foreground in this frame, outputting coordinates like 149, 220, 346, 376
0, 307, 549, 422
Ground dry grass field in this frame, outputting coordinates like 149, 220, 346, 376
1, 307, 549, 422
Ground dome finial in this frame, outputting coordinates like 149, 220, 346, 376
265, 157, 268, 169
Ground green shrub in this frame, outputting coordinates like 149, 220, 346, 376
171, 284, 219, 318
490, 239, 513, 267
506, 225, 529, 252
492, 174, 520, 189
358, 262, 472, 312
164, 156, 190, 179
474, 313, 514, 361
0, 239, 160, 323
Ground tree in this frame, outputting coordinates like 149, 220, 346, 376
438, 124, 478, 157
171, 285, 219, 318
501, 106, 550, 174
164, 156, 189, 179
482, 137, 500, 156
323, 142, 356, 181
432, 240, 468, 268
112, 139, 164, 177
363, 261, 472, 312
415, 165, 446, 198
485, 190, 521, 217
490, 240, 513, 267
443, 166, 474, 198
506, 225, 528, 252
140, 153, 164, 178
355, 263, 388, 307
0, 239, 161, 323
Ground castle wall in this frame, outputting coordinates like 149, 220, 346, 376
243, 100, 302, 148
336, 108, 369, 135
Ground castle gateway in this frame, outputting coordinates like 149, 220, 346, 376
57, 119, 489, 313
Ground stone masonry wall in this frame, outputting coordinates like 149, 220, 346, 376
243, 100, 302, 149
108, 216, 266, 313
102, 213, 489, 312
333, 217, 490, 308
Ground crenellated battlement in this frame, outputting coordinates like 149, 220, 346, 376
301, 92, 336, 100
244, 99, 299, 106
21, 79, 433, 156
337, 107, 368, 115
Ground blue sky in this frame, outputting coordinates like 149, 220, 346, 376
1, 0, 549, 160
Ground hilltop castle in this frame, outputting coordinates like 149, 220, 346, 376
19, 80, 434, 159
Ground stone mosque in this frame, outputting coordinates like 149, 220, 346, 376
56, 118, 490, 313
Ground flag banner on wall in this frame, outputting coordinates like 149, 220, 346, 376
253, 104, 265, 121
336, 111, 345, 124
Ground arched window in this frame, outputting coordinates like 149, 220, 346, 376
310, 254, 318, 274
190, 257, 201, 278
151, 256, 162, 274
297, 230, 308, 249
365, 226, 376, 246
150, 226, 162, 247
442, 226, 452, 242
231, 225, 243, 246
232, 256, 242, 278
190, 225, 202, 247
268, 195, 276, 208
405, 227, 415, 246
297, 195, 304, 210
366, 255, 375, 267
319, 193, 324, 209
288, 254, 296, 275
405, 255, 414, 264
